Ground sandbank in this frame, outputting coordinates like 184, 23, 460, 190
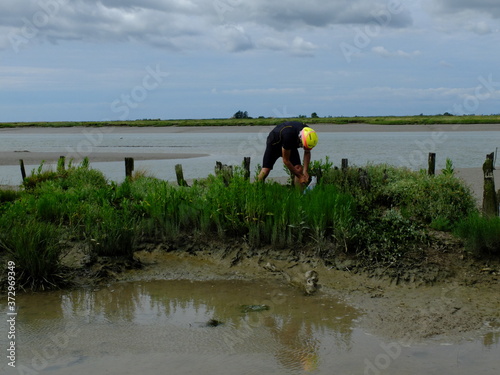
0, 123, 500, 135
0, 151, 208, 167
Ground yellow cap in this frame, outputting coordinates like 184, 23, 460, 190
301, 127, 318, 150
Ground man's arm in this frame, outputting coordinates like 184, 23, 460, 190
282, 148, 308, 184
302, 150, 311, 180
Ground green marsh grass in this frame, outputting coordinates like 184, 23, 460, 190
0, 189, 20, 203
323, 164, 476, 229
320, 162, 478, 262
454, 214, 500, 256
83, 203, 138, 258
3, 115, 500, 128
130, 174, 356, 248
0, 216, 63, 290
0, 157, 491, 289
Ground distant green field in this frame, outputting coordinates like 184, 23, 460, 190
2, 115, 500, 128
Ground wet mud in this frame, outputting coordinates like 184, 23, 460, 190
1, 241, 499, 374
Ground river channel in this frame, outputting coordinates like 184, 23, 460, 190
1, 126, 500, 185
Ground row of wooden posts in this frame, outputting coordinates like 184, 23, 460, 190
149, 157, 252, 188
17, 155, 432, 183
127, 151, 499, 217
18, 152, 498, 216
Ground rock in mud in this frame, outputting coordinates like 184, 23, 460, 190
192, 319, 223, 328
240, 305, 270, 313
304, 270, 319, 296
205, 319, 223, 327
263, 262, 278, 272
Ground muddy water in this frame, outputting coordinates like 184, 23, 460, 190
1, 280, 498, 375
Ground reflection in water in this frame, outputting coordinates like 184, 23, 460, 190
0, 280, 498, 375
62, 280, 358, 373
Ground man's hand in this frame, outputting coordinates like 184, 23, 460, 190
302, 170, 309, 182
298, 174, 308, 185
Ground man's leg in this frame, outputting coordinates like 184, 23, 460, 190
259, 139, 280, 182
258, 167, 271, 182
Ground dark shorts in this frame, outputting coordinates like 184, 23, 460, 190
262, 133, 301, 170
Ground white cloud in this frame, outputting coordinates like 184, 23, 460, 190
372, 46, 421, 58
257, 36, 289, 51
290, 36, 318, 57
429, 0, 500, 18
424, 0, 500, 34
0, 0, 499, 121
465, 20, 492, 35
256, 35, 318, 56
216, 25, 254, 52
0, 0, 415, 53
239, 0, 413, 30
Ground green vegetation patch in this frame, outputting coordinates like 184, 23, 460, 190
0, 156, 492, 290
2, 114, 500, 128
454, 214, 500, 256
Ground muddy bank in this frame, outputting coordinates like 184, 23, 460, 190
57, 237, 500, 345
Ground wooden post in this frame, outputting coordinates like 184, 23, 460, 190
215, 161, 222, 175
428, 153, 436, 176
482, 152, 498, 217
359, 168, 371, 190
341, 158, 348, 171
316, 166, 323, 184
175, 164, 189, 187
223, 165, 233, 185
243, 157, 251, 180
125, 157, 134, 178
19, 159, 26, 181
215, 161, 233, 186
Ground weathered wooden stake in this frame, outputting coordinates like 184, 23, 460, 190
215, 161, 233, 186
482, 152, 498, 217
19, 159, 26, 180
316, 166, 323, 184
243, 157, 251, 180
175, 164, 189, 187
125, 157, 134, 178
359, 168, 371, 191
341, 158, 348, 171
428, 153, 436, 176
215, 161, 221, 173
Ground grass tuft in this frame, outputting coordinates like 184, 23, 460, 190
454, 213, 500, 256
0, 219, 64, 290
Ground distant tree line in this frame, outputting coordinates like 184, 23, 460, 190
233, 110, 321, 119
233, 110, 250, 119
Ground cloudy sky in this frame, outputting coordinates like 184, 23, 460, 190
1, 0, 500, 122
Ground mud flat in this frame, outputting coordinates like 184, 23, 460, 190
0, 151, 208, 166
2, 235, 499, 375
61, 239, 500, 345
2, 123, 500, 134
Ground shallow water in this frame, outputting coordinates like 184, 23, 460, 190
1, 129, 500, 184
1, 279, 498, 375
